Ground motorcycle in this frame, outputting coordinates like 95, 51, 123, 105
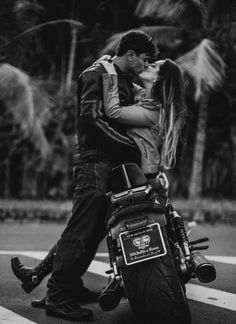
98, 163, 216, 324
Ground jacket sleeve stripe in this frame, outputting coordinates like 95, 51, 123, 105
93, 119, 136, 148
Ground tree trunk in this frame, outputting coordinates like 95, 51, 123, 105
230, 122, 236, 198
188, 94, 208, 198
113, 0, 120, 32
59, 55, 67, 93
65, 25, 78, 92
21, 157, 37, 198
3, 159, 11, 198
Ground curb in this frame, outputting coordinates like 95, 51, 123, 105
0, 199, 235, 225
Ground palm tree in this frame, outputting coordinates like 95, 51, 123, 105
0, 0, 53, 156
0, 0, 87, 197
102, 0, 236, 198
0, 63, 52, 157
0, 63, 53, 197
8, 18, 86, 91
176, 39, 226, 198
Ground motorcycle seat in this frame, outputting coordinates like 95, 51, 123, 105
110, 163, 147, 194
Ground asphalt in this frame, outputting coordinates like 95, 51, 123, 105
0, 223, 236, 324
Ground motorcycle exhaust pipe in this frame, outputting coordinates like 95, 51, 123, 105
191, 251, 216, 283
99, 277, 123, 311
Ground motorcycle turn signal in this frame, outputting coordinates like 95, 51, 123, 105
189, 237, 210, 251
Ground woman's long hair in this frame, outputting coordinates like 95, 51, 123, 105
151, 59, 187, 169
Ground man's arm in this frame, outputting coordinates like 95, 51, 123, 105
78, 69, 138, 153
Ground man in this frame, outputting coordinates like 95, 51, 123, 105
11, 30, 157, 321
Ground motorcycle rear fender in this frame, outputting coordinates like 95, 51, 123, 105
110, 211, 167, 240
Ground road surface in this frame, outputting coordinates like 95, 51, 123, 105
0, 222, 235, 323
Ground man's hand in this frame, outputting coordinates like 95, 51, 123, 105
93, 55, 112, 66
157, 172, 169, 192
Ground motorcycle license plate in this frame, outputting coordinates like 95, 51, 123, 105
119, 223, 167, 266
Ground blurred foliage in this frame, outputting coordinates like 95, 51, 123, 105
1, 198, 236, 225
0, 0, 235, 200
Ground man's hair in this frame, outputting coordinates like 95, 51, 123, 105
116, 30, 157, 58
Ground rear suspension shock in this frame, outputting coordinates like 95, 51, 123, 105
170, 209, 191, 261
107, 234, 119, 277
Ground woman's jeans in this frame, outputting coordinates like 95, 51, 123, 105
47, 159, 112, 303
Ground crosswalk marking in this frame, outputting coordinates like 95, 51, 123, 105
187, 284, 236, 312
87, 260, 236, 312
0, 251, 47, 260
0, 306, 37, 324
206, 255, 236, 265
95, 253, 236, 266
2, 251, 236, 265
1, 251, 236, 312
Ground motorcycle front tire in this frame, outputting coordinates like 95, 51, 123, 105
121, 227, 191, 324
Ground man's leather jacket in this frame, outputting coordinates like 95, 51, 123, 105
75, 62, 142, 165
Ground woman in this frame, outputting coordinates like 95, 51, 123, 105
102, 58, 187, 185
10, 58, 187, 303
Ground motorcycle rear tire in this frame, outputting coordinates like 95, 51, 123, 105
121, 227, 191, 324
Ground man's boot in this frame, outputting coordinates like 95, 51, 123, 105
11, 244, 57, 293
45, 300, 93, 321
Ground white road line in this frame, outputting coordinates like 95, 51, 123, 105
87, 259, 110, 277
0, 251, 47, 259
187, 284, 236, 312
0, 251, 110, 277
206, 256, 236, 265
95, 252, 109, 257
2, 251, 236, 265
87, 260, 236, 312
2, 251, 236, 311
0, 306, 37, 324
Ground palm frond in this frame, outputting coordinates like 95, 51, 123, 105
99, 32, 124, 56
13, 0, 45, 30
0, 63, 52, 157
100, 26, 182, 56
7, 19, 86, 46
231, 22, 236, 42
135, 0, 187, 22
141, 26, 182, 46
176, 39, 226, 101
136, 0, 204, 31
207, 0, 236, 22
191, 0, 202, 9
14, 0, 45, 13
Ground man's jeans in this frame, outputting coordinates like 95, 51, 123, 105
47, 159, 112, 303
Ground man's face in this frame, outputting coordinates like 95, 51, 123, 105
127, 52, 150, 76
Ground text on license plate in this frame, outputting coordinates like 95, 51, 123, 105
119, 223, 167, 265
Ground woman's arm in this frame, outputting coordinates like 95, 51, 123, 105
113, 103, 159, 126
102, 74, 159, 127
133, 82, 146, 102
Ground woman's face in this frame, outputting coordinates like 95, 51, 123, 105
139, 60, 165, 83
